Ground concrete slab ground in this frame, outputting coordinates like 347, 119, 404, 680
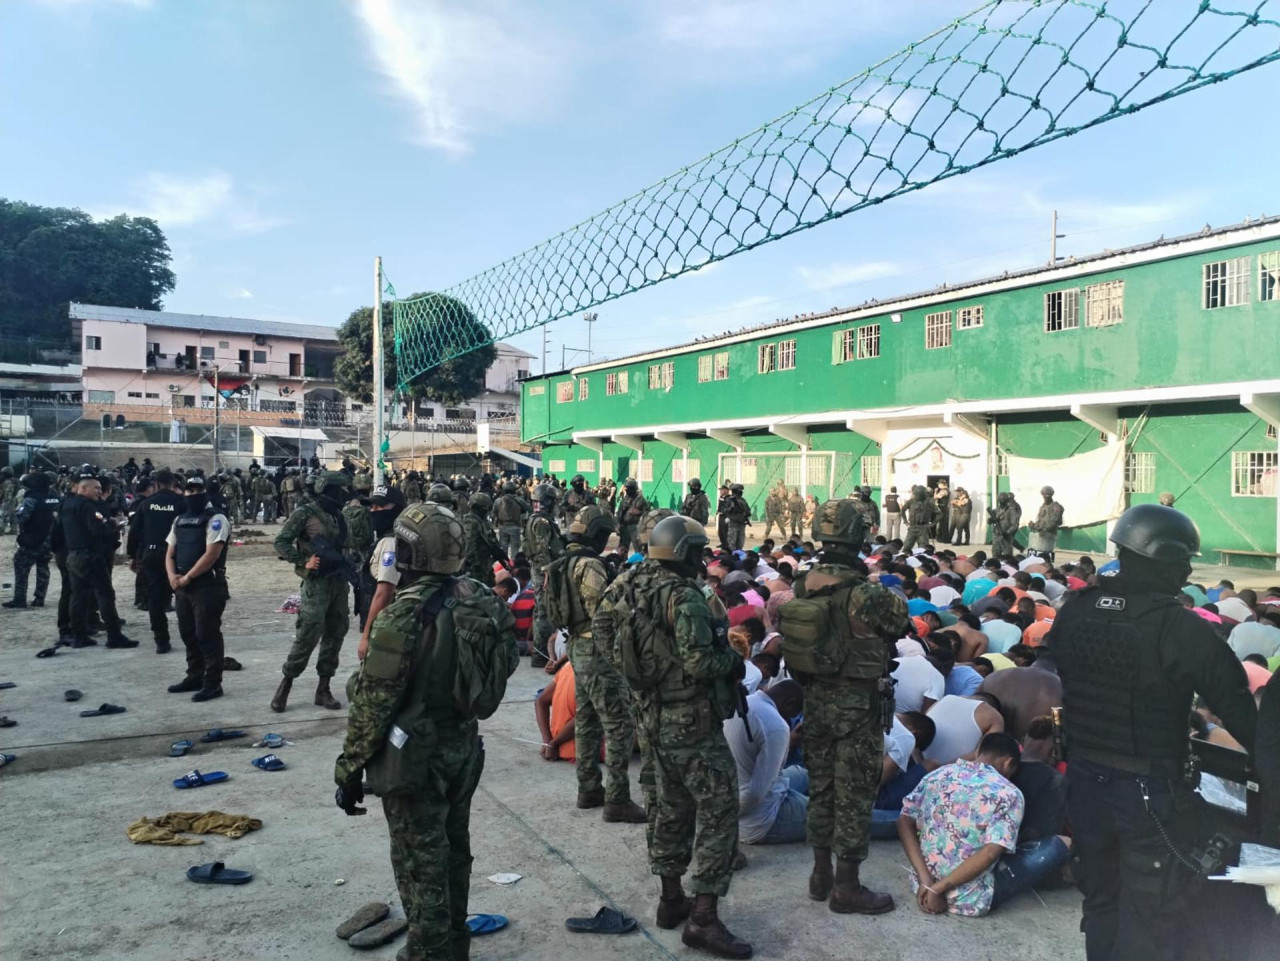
2, 527, 1100, 961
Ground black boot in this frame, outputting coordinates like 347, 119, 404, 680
270, 676, 292, 713
192, 685, 223, 702
829, 857, 894, 915
808, 846, 833, 901
106, 633, 139, 649
2, 599, 27, 609
681, 894, 752, 959
168, 677, 202, 693
656, 875, 693, 929
315, 677, 340, 710
602, 799, 647, 823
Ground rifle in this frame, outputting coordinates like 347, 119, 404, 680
310, 535, 360, 592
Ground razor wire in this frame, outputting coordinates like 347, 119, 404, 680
393, 0, 1280, 385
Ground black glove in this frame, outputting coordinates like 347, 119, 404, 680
335, 777, 366, 816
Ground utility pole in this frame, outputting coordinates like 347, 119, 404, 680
212, 366, 220, 469
1050, 210, 1065, 266
372, 255, 386, 486
583, 312, 598, 363
541, 324, 549, 375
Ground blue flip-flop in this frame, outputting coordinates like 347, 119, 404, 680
169, 739, 194, 757
250, 754, 286, 772
0, 753, 17, 769
467, 914, 508, 936
200, 729, 246, 743
174, 769, 229, 789
259, 733, 286, 749
187, 861, 253, 885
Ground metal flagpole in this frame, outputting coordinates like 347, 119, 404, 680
372, 256, 386, 487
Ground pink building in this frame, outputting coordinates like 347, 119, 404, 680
70, 303, 345, 427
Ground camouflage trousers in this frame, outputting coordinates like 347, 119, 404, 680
617, 523, 637, 554
383, 735, 484, 961
631, 691, 657, 851
281, 575, 349, 679
725, 522, 745, 552
991, 531, 1014, 558
901, 524, 930, 554
804, 687, 881, 862
0, 500, 14, 534
639, 700, 738, 896
571, 656, 635, 803
762, 513, 784, 540
12, 543, 51, 604
497, 524, 521, 560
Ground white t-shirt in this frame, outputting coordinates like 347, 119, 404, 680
166, 513, 231, 548
884, 716, 917, 774
929, 585, 960, 608
724, 691, 792, 843
1229, 621, 1280, 659
369, 534, 401, 586
891, 656, 946, 712
742, 658, 763, 695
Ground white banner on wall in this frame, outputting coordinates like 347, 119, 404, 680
1006, 443, 1126, 529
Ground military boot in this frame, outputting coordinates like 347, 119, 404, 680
808, 846, 833, 901
829, 857, 894, 915
270, 676, 292, 713
602, 800, 647, 823
1, 599, 26, 609
315, 677, 341, 710
576, 788, 605, 809
681, 894, 752, 959
656, 875, 693, 929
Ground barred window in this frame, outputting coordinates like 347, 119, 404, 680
856, 324, 880, 359
578, 378, 588, 401
758, 343, 775, 373
1260, 252, 1280, 302
556, 381, 574, 403
698, 355, 713, 383
860, 455, 882, 487
1124, 451, 1155, 493
576, 459, 595, 472
1231, 451, 1277, 497
1085, 280, 1124, 327
925, 311, 952, 350
835, 328, 856, 363
637, 459, 653, 483
996, 448, 1010, 477
777, 339, 796, 370
649, 364, 662, 389
957, 305, 984, 329
661, 362, 674, 389
1204, 257, 1251, 309
606, 371, 625, 395
1044, 289, 1080, 332
714, 351, 729, 380
548, 459, 566, 473
671, 459, 701, 483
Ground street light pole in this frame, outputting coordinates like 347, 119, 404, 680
372, 255, 386, 486
213, 366, 220, 469
583, 312, 598, 363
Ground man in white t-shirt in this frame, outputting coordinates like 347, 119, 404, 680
891, 655, 946, 712
723, 680, 807, 844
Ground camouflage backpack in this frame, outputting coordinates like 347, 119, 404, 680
778, 574, 899, 680
541, 552, 591, 635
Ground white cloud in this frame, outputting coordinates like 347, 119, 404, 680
229, 288, 254, 300
100, 171, 283, 235
795, 260, 904, 291
350, 0, 569, 155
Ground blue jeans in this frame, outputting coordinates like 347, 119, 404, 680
760, 766, 809, 844
990, 836, 1071, 909
870, 807, 901, 840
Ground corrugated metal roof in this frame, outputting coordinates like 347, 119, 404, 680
69, 303, 339, 343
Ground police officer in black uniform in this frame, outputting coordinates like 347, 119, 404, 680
128, 468, 185, 654
164, 475, 232, 701
1047, 504, 1257, 961
3, 471, 60, 609
62, 468, 137, 649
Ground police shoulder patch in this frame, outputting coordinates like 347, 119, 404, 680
381, 549, 396, 567
211, 518, 223, 532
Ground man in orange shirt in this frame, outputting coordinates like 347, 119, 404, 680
535, 660, 579, 761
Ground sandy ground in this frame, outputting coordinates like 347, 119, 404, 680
3, 522, 1261, 961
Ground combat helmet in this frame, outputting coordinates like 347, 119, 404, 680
568, 505, 617, 544
394, 502, 465, 574
427, 483, 455, 505
688, 477, 702, 492
502, 481, 517, 495
812, 498, 867, 547
532, 482, 557, 505
622, 477, 638, 493
648, 515, 708, 567
469, 491, 493, 513
1110, 503, 1201, 563
636, 508, 676, 550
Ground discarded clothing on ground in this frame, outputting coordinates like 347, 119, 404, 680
127, 811, 263, 846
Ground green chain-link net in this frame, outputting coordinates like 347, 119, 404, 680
394, 0, 1280, 386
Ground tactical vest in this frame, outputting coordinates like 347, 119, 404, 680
1053, 586, 1196, 764
172, 507, 228, 582
60, 495, 94, 553
724, 496, 749, 523
905, 498, 933, 526
524, 513, 563, 566
883, 494, 900, 513
494, 494, 522, 524
681, 491, 707, 518
295, 503, 347, 576
18, 493, 60, 550
142, 490, 186, 550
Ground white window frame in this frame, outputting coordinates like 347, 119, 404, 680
758, 343, 775, 374
860, 455, 882, 487
857, 324, 880, 360
1231, 451, 1278, 497
85, 335, 102, 351
777, 339, 796, 371
1204, 257, 1251, 309
548, 459, 566, 473
713, 351, 729, 381
956, 305, 984, 329
836, 328, 856, 364
1124, 451, 1155, 493
1044, 289, 1080, 332
576, 458, 595, 473
527, 384, 545, 396
661, 361, 674, 390
600, 460, 614, 481
1085, 280, 1124, 327
556, 381, 574, 403
925, 311, 952, 350
671, 458, 701, 484
578, 377, 588, 401
698, 355, 713, 383
606, 372, 620, 395
637, 458, 654, 483
649, 364, 662, 389
996, 448, 1010, 477
1260, 251, 1280, 302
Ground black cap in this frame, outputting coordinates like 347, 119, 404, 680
365, 485, 406, 509
183, 475, 206, 491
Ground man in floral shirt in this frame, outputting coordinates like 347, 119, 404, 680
896, 732, 1071, 916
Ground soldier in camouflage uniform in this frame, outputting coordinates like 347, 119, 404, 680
988, 490, 1021, 559
492, 481, 527, 560
0, 466, 17, 535
402, 471, 424, 504
281, 469, 301, 517
460, 491, 504, 587
271, 471, 352, 713
596, 515, 751, 958
681, 478, 709, 525
343, 493, 374, 625
787, 487, 804, 538
547, 506, 646, 822
334, 502, 517, 961
223, 470, 245, 524
562, 473, 595, 525
615, 478, 649, 554
524, 483, 564, 667
856, 485, 880, 535
782, 499, 908, 915
251, 469, 278, 523
721, 483, 750, 551
762, 481, 786, 540
901, 485, 938, 554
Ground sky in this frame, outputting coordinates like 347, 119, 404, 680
2, 0, 1278, 375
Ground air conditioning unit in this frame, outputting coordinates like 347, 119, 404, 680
168, 384, 182, 392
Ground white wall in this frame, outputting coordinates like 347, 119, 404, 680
883, 425, 989, 543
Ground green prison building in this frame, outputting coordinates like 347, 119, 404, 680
520, 217, 1280, 569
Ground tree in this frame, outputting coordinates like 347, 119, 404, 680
334, 292, 497, 406
0, 200, 176, 360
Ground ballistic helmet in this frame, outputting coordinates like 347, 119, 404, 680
502, 481, 517, 494
427, 483, 455, 505
532, 483, 557, 505
568, 505, 617, 543
623, 478, 638, 493
688, 478, 702, 492
812, 498, 867, 547
636, 508, 676, 549
648, 515, 708, 565
730, 483, 744, 494
394, 502, 465, 574
1109, 504, 1201, 562
469, 491, 493, 513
